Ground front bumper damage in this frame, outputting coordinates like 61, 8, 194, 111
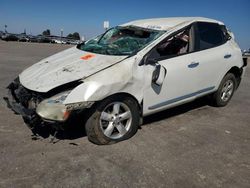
3, 78, 65, 131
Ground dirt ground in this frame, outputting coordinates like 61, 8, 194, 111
0, 40, 249, 188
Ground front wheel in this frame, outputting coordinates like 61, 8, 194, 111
85, 96, 140, 145
210, 73, 237, 107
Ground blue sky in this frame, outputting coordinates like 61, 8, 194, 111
0, 0, 249, 49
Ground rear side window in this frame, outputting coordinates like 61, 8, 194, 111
196, 22, 226, 50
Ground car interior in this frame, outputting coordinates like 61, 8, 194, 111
156, 28, 191, 57
147, 26, 196, 61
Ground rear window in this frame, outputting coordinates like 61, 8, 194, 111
197, 22, 226, 50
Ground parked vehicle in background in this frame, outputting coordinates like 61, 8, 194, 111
0, 31, 4, 38
37, 36, 52, 43
243, 49, 250, 56
1, 32, 80, 45
51, 39, 63, 44
29, 36, 39, 43
18, 35, 30, 42
67, 39, 81, 45
1, 33, 19, 41
4, 17, 247, 145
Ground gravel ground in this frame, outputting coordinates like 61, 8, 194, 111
0, 40, 249, 188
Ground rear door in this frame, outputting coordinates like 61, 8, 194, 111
192, 22, 233, 94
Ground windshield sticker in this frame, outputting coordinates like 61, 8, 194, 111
81, 54, 95, 60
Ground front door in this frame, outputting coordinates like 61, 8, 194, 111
143, 25, 200, 115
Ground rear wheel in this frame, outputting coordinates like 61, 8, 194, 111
85, 96, 140, 145
211, 73, 236, 107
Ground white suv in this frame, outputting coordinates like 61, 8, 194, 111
4, 17, 247, 144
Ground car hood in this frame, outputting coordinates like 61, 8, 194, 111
19, 46, 127, 92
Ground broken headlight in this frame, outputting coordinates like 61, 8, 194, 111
36, 91, 71, 122
36, 91, 94, 122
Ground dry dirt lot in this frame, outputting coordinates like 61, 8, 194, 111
0, 40, 249, 188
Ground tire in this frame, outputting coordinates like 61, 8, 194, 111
211, 73, 237, 107
85, 96, 140, 145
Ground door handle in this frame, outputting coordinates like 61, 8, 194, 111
224, 54, 232, 59
188, 62, 199, 68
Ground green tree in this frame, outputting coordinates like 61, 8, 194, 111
67, 33, 73, 38
72, 32, 80, 40
67, 32, 80, 40
42, 29, 50, 36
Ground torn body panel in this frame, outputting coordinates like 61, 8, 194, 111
64, 56, 145, 105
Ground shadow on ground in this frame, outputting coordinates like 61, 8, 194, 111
29, 97, 211, 143
29, 117, 88, 143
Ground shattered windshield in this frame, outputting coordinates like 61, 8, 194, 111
77, 26, 165, 56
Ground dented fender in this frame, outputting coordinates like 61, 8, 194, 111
64, 56, 145, 105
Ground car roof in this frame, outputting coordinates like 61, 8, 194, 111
121, 17, 224, 31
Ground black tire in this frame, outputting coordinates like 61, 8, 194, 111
211, 73, 237, 107
85, 96, 140, 145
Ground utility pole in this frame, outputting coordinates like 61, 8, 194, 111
60, 29, 63, 43
4, 25, 7, 33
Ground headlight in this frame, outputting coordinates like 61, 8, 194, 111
36, 91, 94, 122
36, 91, 71, 122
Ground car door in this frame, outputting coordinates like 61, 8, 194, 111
142, 25, 200, 115
192, 22, 233, 94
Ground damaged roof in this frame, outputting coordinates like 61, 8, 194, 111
122, 17, 224, 31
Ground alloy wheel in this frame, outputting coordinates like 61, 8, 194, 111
221, 80, 234, 102
99, 102, 132, 139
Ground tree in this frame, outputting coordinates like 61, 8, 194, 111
67, 33, 73, 38
42, 29, 50, 36
72, 32, 80, 40
67, 32, 80, 40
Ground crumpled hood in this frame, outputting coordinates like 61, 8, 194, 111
19, 46, 127, 92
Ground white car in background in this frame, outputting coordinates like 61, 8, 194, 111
52, 39, 66, 44
4, 17, 247, 144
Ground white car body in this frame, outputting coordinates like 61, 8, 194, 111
5, 17, 246, 143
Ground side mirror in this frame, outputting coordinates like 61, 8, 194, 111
152, 64, 167, 86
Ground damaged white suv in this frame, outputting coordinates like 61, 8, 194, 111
4, 17, 247, 144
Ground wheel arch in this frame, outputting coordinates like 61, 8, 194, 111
226, 66, 243, 88
99, 92, 143, 115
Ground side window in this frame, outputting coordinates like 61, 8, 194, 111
196, 22, 226, 50
149, 27, 192, 60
